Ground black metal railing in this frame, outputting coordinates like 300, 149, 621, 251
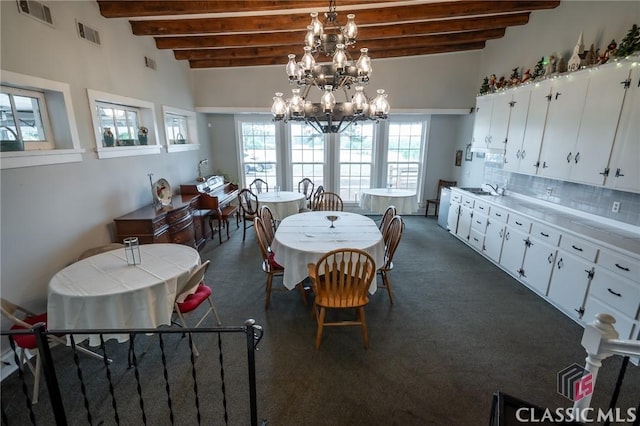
1, 320, 265, 426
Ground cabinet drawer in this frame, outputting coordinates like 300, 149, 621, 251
597, 249, 639, 284
508, 214, 532, 232
590, 266, 640, 319
583, 297, 636, 340
469, 229, 485, 251
530, 222, 561, 246
461, 196, 475, 208
559, 234, 598, 262
474, 200, 491, 215
471, 213, 488, 233
451, 192, 463, 204
489, 207, 508, 223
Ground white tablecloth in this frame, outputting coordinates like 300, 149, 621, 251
47, 243, 201, 346
271, 211, 385, 294
257, 191, 306, 220
359, 188, 418, 214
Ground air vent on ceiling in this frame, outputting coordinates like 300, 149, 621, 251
17, 0, 53, 26
144, 56, 157, 70
76, 21, 101, 45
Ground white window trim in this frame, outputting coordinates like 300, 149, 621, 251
0, 70, 83, 169
87, 89, 161, 159
162, 105, 199, 153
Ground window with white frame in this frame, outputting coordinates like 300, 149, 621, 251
291, 122, 325, 190
386, 121, 425, 191
162, 106, 198, 153
96, 102, 141, 147
165, 112, 188, 144
339, 123, 375, 202
237, 117, 278, 189
1, 86, 54, 151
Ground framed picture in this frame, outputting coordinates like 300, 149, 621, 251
455, 150, 463, 166
465, 144, 473, 161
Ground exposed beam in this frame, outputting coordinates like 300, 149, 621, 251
188, 41, 486, 68
174, 28, 504, 61
130, 1, 559, 36
156, 13, 529, 50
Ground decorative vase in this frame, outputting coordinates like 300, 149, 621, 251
176, 133, 186, 144
138, 127, 148, 145
103, 127, 114, 147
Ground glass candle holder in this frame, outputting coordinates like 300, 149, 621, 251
124, 237, 141, 265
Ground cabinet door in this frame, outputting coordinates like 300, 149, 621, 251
499, 226, 528, 277
606, 66, 640, 193
503, 87, 532, 172
521, 238, 557, 295
518, 80, 552, 176
456, 205, 473, 240
538, 73, 590, 180
488, 93, 512, 150
547, 251, 593, 319
472, 96, 493, 150
447, 202, 460, 233
483, 222, 505, 262
570, 64, 630, 185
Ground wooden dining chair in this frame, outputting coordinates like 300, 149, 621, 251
312, 191, 343, 211
76, 243, 124, 261
425, 179, 457, 217
173, 260, 221, 357
258, 204, 277, 246
238, 188, 259, 241
378, 215, 405, 304
379, 205, 397, 235
254, 216, 307, 310
1, 298, 104, 403
297, 178, 315, 211
249, 178, 268, 194
307, 248, 376, 349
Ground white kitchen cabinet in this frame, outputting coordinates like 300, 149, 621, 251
469, 212, 488, 251
569, 63, 631, 185
447, 191, 462, 233
499, 226, 528, 277
456, 205, 473, 241
503, 86, 534, 173
520, 237, 557, 295
471, 92, 512, 152
483, 220, 505, 262
605, 65, 640, 193
538, 72, 590, 180
583, 297, 636, 340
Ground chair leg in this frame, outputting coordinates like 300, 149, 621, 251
207, 297, 222, 325
242, 218, 247, 241
175, 310, 199, 357
425, 201, 430, 217
225, 218, 230, 240
358, 307, 369, 349
315, 307, 326, 349
265, 274, 273, 310
296, 282, 308, 306
382, 272, 394, 304
218, 217, 223, 244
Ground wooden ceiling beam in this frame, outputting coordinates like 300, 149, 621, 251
131, 1, 558, 36
188, 41, 486, 68
174, 28, 504, 61
155, 12, 529, 50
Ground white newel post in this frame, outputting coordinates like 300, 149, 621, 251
574, 313, 640, 412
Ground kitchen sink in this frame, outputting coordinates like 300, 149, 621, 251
459, 187, 493, 196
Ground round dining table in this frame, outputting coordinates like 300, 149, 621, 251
47, 243, 201, 346
359, 188, 418, 215
271, 211, 385, 294
257, 191, 307, 220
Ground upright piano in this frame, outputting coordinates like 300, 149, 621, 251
180, 176, 239, 245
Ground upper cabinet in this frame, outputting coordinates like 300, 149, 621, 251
503, 85, 536, 174
471, 91, 512, 152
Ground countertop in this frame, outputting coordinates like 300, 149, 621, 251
452, 188, 640, 258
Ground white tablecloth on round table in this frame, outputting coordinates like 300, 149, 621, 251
47, 243, 201, 346
257, 191, 306, 220
359, 188, 418, 214
271, 211, 385, 294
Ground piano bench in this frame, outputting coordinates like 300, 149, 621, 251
208, 204, 240, 244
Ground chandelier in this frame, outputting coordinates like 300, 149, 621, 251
270, 0, 390, 134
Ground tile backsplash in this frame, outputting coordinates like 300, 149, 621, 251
483, 153, 640, 227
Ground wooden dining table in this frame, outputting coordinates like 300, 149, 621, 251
270, 211, 385, 294
47, 243, 201, 346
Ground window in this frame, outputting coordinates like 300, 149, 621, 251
1, 70, 83, 169
88, 89, 160, 159
237, 117, 278, 188
291, 122, 325, 189
165, 112, 188, 144
386, 121, 425, 191
162, 106, 199, 153
1, 86, 54, 151
339, 123, 375, 202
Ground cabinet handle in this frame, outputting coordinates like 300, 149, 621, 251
542, 161, 549, 168
546, 94, 552, 102
614, 263, 630, 272
499, 229, 504, 238
515, 221, 522, 226
575, 307, 585, 317
517, 268, 526, 278
495, 213, 502, 217
571, 245, 583, 252
621, 78, 631, 89
615, 168, 625, 178
555, 92, 562, 100
607, 288, 622, 297
557, 258, 564, 269
516, 149, 521, 159
585, 269, 594, 279
566, 152, 572, 163
547, 253, 554, 264
473, 237, 479, 242
574, 152, 580, 164
599, 168, 610, 176
524, 238, 532, 248
540, 232, 549, 237
505, 232, 510, 240
521, 150, 525, 159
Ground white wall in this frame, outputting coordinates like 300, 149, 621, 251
0, 1, 211, 313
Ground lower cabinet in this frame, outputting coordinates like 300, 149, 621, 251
547, 250, 593, 320
499, 226, 528, 277
456, 205, 473, 241
447, 202, 460, 233
520, 238, 556, 295
483, 221, 505, 262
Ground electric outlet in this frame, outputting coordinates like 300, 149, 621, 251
612, 201, 620, 213
546, 187, 553, 196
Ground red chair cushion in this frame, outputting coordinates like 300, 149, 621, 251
9, 312, 48, 350
176, 283, 212, 313
268, 252, 283, 270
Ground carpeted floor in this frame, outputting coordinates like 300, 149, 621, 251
2, 215, 638, 425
